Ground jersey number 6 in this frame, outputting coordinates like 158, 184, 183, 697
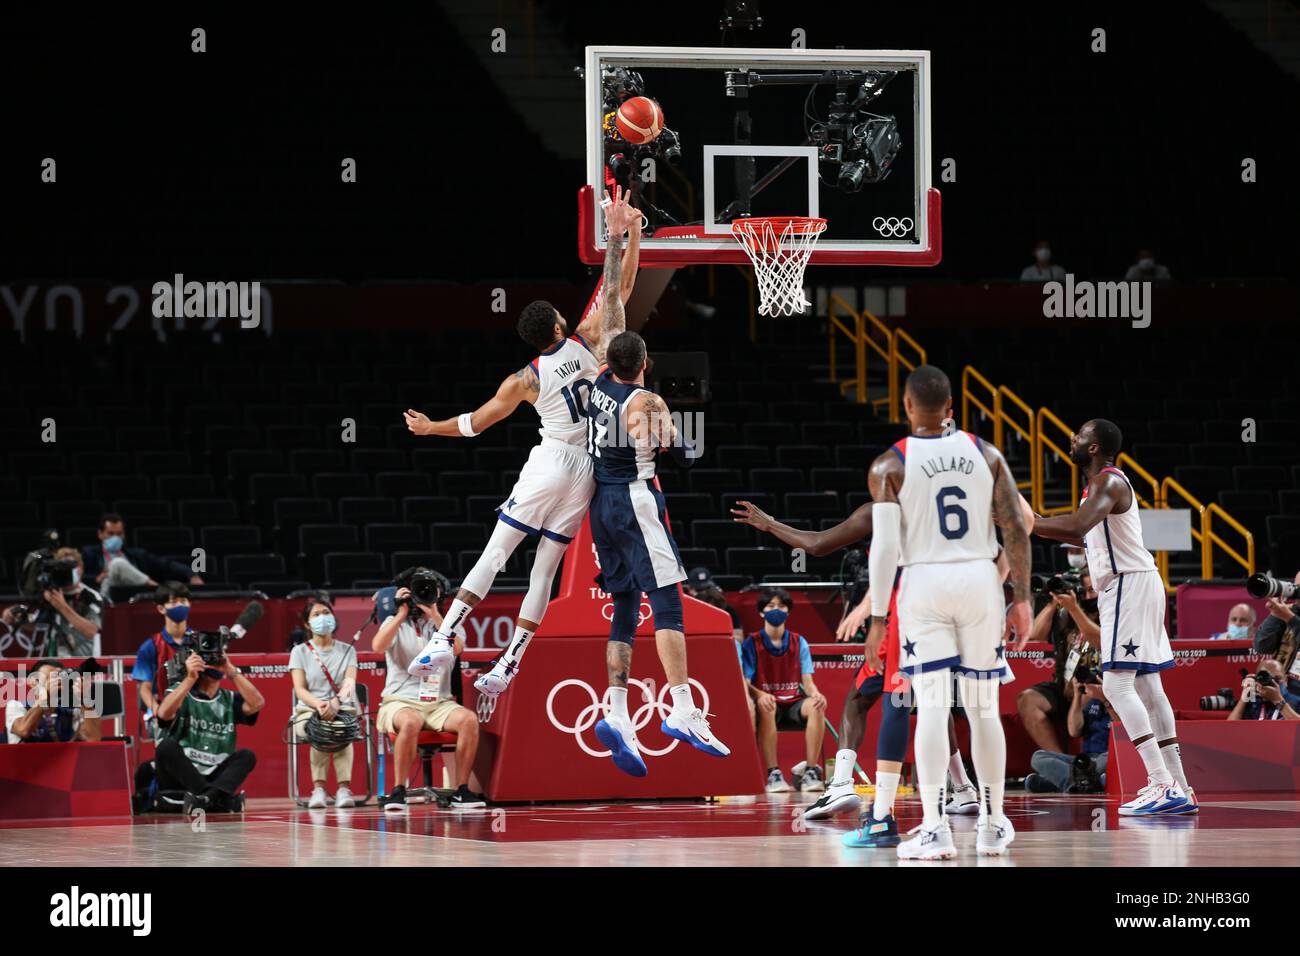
935, 485, 969, 540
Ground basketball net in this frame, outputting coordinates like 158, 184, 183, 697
731, 216, 827, 317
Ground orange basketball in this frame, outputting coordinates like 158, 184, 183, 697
615, 96, 665, 145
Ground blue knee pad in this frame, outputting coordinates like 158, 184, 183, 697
647, 584, 684, 634
876, 688, 910, 764
608, 591, 639, 645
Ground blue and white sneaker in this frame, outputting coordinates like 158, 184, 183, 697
1118, 779, 1189, 816
1165, 786, 1199, 815
662, 708, 730, 757
407, 635, 454, 678
896, 821, 957, 861
594, 717, 647, 777
841, 809, 900, 848
976, 812, 1015, 856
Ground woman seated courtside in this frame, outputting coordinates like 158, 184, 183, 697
290, 594, 360, 809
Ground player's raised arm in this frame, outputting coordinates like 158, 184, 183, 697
732, 500, 873, 558
1032, 471, 1127, 546
575, 186, 638, 358
403, 365, 539, 439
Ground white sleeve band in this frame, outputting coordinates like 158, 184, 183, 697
457, 412, 478, 438
868, 502, 902, 618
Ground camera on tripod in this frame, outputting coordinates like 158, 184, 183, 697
1246, 571, 1297, 601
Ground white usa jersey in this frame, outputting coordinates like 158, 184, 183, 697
1081, 466, 1156, 591
894, 431, 998, 565
529, 335, 601, 445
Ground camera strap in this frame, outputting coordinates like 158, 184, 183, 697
305, 640, 344, 700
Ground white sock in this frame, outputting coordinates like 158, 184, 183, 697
948, 751, 973, 789
873, 770, 900, 818
957, 676, 1007, 824
913, 672, 952, 829
607, 686, 630, 723
437, 599, 472, 639
501, 626, 533, 668
669, 683, 695, 715
1136, 738, 1173, 785
832, 749, 857, 786
1160, 741, 1188, 791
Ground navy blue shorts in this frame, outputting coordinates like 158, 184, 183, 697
590, 480, 686, 593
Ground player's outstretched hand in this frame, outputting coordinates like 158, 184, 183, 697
603, 185, 636, 235
404, 409, 433, 435
731, 500, 774, 533
1006, 600, 1033, 651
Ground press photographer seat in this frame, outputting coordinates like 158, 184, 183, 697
286, 682, 374, 807
381, 729, 458, 805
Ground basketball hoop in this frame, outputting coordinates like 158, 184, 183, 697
731, 216, 827, 317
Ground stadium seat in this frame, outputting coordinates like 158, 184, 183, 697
676, 547, 719, 571
134, 526, 195, 556
688, 469, 744, 497
1233, 465, 1287, 493
157, 474, 217, 499
439, 470, 495, 497
365, 523, 424, 554
719, 492, 773, 516
1173, 466, 1232, 500
775, 445, 832, 469
374, 472, 434, 498
29, 476, 86, 499
466, 495, 503, 524
299, 525, 360, 582
725, 547, 785, 578
338, 497, 398, 526
288, 448, 347, 475
313, 472, 372, 499
800, 422, 854, 445
249, 474, 310, 522
323, 552, 387, 587
810, 468, 863, 495
742, 422, 797, 445
114, 499, 174, 525
91, 475, 152, 500
201, 525, 263, 556
352, 449, 408, 473
1247, 442, 1297, 467
1190, 442, 1248, 467
664, 493, 716, 525
715, 446, 769, 471
430, 523, 486, 555
835, 446, 880, 470
45, 500, 103, 529
226, 554, 287, 586
391, 551, 455, 577
691, 519, 753, 550
749, 468, 805, 497
782, 492, 842, 521
402, 496, 462, 524
179, 498, 241, 529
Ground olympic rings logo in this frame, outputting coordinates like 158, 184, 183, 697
872, 216, 914, 238
545, 677, 710, 758
601, 600, 652, 627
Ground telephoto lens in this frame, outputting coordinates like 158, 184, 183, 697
1199, 688, 1235, 711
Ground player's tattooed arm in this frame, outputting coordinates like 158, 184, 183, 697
984, 443, 1032, 603
1032, 471, 1126, 545
402, 368, 536, 438
619, 212, 642, 306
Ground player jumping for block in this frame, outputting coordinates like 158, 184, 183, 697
865, 365, 1033, 860
402, 187, 641, 689
584, 330, 727, 776
1031, 419, 1195, 816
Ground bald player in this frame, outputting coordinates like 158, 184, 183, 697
864, 365, 1033, 860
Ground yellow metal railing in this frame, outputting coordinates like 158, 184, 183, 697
827, 294, 890, 410
1162, 478, 1207, 582
890, 328, 926, 424
961, 365, 1002, 447
1034, 407, 1079, 516
1204, 504, 1256, 579
997, 385, 1035, 493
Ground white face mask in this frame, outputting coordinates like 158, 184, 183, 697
1035, 247, 1052, 263
1067, 552, 1087, 570
1138, 257, 1155, 270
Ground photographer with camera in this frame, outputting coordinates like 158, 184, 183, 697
372, 568, 485, 812
1016, 561, 1101, 754
289, 594, 360, 809
5, 659, 103, 743
152, 626, 264, 813
1024, 669, 1114, 793
1228, 659, 1300, 722
130, 582, 195, 730
4, 546, 104, 658
1251, 571, 1300, 698
81, 513, 202, 600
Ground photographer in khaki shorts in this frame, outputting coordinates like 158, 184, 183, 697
372, 571, 486, 813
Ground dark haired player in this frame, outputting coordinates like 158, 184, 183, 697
401, 188, 641, 692
584, 330, 728, 775
1031, 419, 1195, 815
864, 364, 1032, 859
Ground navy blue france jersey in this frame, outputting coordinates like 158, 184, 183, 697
585, 368, 658, 483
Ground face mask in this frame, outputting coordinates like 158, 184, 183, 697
310, 614, 337, 636
1035, 247, 1051, 263
1227, 624, 1249, 640
1067, 553, 1086, 570
1138, 257, 1155, 270
763, 608, 789, 627
103, 535, 124, 552
165, 605, 191, 623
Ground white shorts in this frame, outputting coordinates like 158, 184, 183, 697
1098, 569, 1173, 674
495, 440, 594, 544
896, 559, 1006, 681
